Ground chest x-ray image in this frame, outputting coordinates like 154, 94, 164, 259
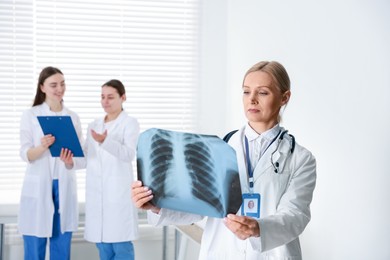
137, 128, 242, 218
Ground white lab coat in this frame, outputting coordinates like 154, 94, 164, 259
18, 102, 85, 237
148, 126, 316, 260
84, 111, 139, 243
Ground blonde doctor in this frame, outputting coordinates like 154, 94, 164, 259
84, 79, 139, 260
132, 61, 316, 260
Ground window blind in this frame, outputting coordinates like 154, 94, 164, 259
0, 0, 35, 202
0, 0, 200, 203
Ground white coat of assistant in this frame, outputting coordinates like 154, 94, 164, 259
84, 111, 139, 242
148, 125, 316, 260
18, 102, 85, 237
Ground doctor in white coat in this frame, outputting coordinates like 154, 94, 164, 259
132, 61, 316, 260
84, 79, 139, 260
19, 66, 84, 260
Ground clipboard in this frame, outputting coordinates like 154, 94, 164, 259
37, 116, 84, 157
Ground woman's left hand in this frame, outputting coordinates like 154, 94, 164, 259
60, 148, 74, 169
223, 214, 260, 240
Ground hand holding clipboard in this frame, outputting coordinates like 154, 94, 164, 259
37, 116, 84, 157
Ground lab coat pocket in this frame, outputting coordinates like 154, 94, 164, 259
274, 172, 292, 203
275, 170, 292, 191
21, 174, 40, 198
259, 171, 291, 207
260, 170, 291, 191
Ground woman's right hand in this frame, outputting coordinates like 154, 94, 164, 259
41, 134, 55, 149
131, 180, 161, 214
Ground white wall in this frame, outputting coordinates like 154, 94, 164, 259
198, 0, 228, 135
199, 0, 390, 259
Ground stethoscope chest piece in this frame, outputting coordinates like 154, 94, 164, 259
271, 130, 295, 174
274, 161, 280, 173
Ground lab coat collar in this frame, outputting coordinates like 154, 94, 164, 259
244, 122, 281, 143
41, 101, 67, 115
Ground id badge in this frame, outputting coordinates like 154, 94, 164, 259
241, 193, 260, 218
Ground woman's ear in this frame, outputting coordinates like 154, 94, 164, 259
281, 90, 291, 106
121, 94, 127, 102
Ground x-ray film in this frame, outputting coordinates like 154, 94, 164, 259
137, 128, 242, 218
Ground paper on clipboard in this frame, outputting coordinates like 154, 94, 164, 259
37, 116, 84, 157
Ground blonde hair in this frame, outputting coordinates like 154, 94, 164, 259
243, 61, 290, 94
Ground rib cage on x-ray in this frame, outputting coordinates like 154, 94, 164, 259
183, 133, 224, 213
137, 128, 242, 218
150, 130, 174, 199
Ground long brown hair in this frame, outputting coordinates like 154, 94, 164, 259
32, 66, 64, 107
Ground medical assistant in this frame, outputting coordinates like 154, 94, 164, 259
148, 124, 316, 260
84, 111, 139, 243
18, 102, 84, 237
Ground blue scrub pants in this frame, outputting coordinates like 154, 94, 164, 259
96, 241, 135, 260
23, 180, 72, 260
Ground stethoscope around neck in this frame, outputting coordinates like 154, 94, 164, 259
244, 129, 296, 183
270, 130, 296, 173
244, 129, 296, 193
